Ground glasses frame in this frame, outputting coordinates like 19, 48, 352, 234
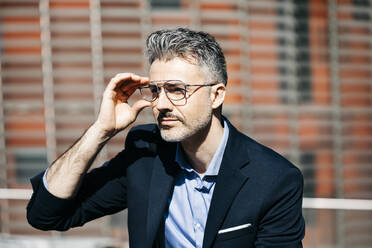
139, 79, 218, 103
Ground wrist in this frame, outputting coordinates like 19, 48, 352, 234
89, 121, 117, 143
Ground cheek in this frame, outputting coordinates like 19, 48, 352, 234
185, 96, 212, 118
194, 92, 212, 109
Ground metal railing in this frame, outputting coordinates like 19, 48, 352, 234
1, 188, 372, 210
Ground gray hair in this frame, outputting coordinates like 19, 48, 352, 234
145, 28, 228, 85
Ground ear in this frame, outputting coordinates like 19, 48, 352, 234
210, 83, 226, 110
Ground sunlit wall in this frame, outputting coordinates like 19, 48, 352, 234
0, 1, 371, 247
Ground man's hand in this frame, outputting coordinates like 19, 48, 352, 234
45, 73, 151, 199
96, 73, 152, 136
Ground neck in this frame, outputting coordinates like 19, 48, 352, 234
181, 116, 224, 174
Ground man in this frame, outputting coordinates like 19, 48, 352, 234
27, 28, 305, 248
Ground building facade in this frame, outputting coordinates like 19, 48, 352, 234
0, 0, 372, 247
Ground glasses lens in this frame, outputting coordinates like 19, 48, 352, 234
164, 81, 186, 101
140, 85, 158, 101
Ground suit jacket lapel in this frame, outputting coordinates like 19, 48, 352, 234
146, 141, 179, 246
203, 121, 251, 248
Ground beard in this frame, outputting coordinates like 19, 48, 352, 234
157, 108, 212, 143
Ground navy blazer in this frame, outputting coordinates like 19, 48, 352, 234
27, 119, 305, 247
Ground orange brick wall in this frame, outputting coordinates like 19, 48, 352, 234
1, 0, 371, 246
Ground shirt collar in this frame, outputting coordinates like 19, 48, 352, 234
175, 119, 230, 177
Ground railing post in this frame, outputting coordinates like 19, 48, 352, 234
328, 1, 345, 247
39, 0, 57, 165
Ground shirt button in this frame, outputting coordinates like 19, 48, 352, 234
195, 223, 201, 229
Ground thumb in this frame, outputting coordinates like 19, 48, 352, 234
132, 99, 152, 116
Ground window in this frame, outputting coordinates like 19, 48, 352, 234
300, 152, 315, 197
150, 0, 180, 9
277, 1, 312, 103
14, 151, 48, 184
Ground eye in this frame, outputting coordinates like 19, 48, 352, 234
165, 83, 185, 94
148, 85, 158, 93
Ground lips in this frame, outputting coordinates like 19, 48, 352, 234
159, 118, 179, 125
157, 114, 181, 127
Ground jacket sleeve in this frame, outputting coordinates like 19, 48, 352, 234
26, 148, 129, 231
255, 167, 306, 248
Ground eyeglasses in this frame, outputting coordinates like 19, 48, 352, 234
139, 80, 217, 102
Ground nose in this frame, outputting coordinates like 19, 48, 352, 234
154, 87, 173, 111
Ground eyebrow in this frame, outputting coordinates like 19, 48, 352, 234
149, 80, 183, 83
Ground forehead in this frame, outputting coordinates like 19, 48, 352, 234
149, 57, 205, 81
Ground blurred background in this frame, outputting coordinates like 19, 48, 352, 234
0, 0, 371, 247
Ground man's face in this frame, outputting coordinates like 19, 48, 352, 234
149, 57, 213, 142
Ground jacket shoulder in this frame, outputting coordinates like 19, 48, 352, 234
232, 126, 302, 178
128, 123, 159, 136
125, 124, 161, 149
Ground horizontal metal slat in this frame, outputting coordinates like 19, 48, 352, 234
201, 10, 246, 21
200, 0, 242, 4
101, 0, 139, 2
1, 39, 41, 47
53, 53, 92, 62
338, 4, 372, 14
338, 35, 372, 43
101, 23, 143, 33
3, 84, 43, 93
54, 98, 93, 105
339, 49, 372, 57
4, 101, 44, 111
248, 105, 372, 114
4, 115, 44, 122
102, 38, 144, 48
150, 9, 192, 18
50, 8, 90, 17
0, 55, 42, 63
0, 8, 39, 17
51, 38, 91, 47
339, 64, 372, 70
104, 68, 144, 76
102, 54, 143, 63
50, 22, 91, 32
54, 84, 93, 93
55, 114, 95, 123
338, 20, 372, 29
53, 70, 92, 77
202, 25, 242, 35
0, 0, 39, 3
0, 23, 40, 32
2, 69, 42, 78
101, 8, 145, 18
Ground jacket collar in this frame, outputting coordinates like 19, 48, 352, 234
146, 138, 178, 247
202, 118, 251, 248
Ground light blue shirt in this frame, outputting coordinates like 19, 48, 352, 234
165, 120, 229, 248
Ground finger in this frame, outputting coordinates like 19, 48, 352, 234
132, 99, 152, 116
119, 80, 140, 92
118, 85, 138, 102
130, 74, 142, 82
118, 77, 147, 102
116, 75, 149, 100
140, 76, 150, 85
115, 74, 147, 93
122, 73, 146, 85
119, 78, 141, 94
106, 73, 144, 97
106, 73, 134, 92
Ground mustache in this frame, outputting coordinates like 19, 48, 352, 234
157, 112, 183, 122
